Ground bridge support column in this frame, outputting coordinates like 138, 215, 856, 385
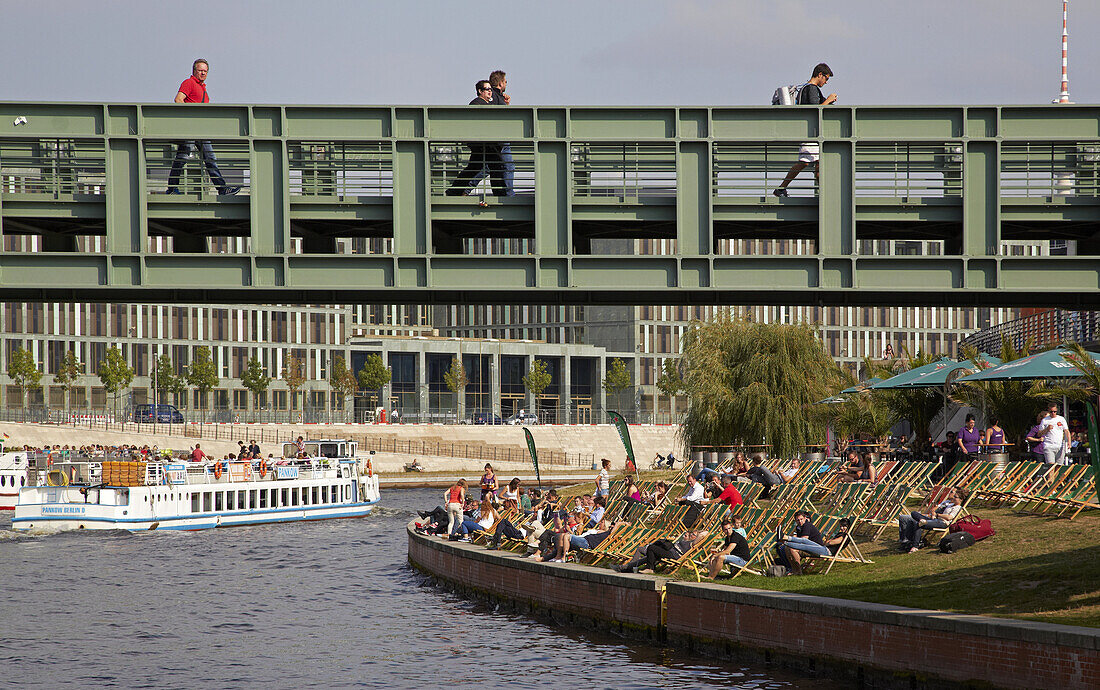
677, 139, 712, 287
105, 138, 143, 286
250, 140, 288, 288
394, 141, 428, 290
819, 140, 855, 288
964, 141, 999, 288
535, 141, 569, 289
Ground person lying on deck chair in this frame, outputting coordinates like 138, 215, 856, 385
612, 527, 710, 574
774, 510, 831, 575
898, 487, 966, 553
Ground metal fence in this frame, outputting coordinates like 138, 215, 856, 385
358, 436, 592, 467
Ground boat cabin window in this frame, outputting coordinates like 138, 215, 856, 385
318, 443, 342, 458
281, 488, 289, 506
259, 489, 268, 509
215, 492, 224, 511
249, 490, 257, 509
311, 486, 319, 504
190, 493, 199, 513
203, 492, 213, 512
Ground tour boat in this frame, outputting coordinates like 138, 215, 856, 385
11, 439, 380, 531
0, 444, 31, 511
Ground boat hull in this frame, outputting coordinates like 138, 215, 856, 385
12, 500, 377, 531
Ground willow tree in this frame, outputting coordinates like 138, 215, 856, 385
678, 314, 840, 459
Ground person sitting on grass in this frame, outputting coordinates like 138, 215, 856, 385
612, 527, 710, 574
774, 511, 831, 575
898, 487, 966, 553
707, 517, 751, 578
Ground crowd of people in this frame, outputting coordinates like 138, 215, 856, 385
414, 454, 865, 577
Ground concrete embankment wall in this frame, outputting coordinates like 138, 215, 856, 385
2, 422, 681, 475
407, 524, 1100, 689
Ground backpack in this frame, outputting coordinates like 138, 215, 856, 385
765, 564, 789, 577
771, 83, 807, 105
938, 532, 975, 553
950, 515, 995, 541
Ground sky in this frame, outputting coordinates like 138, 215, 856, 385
1, 0, 1097, 106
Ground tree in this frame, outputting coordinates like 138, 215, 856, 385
603, 358, 632, 414
356, 353, 391, 409
187, 346, 220, 421
857, 351, 944, 455
655, 357, 684, 416
240, 356, 271, 416
281, 353, 306, 420
678, 314, 841, 460
443, 357, 467, 419
329, 355, 358, 421
954, 337, 1057, 453
98, 346, 134, 419
52, 350, 83, 414
7, 346, 42, 416
523, 359, 552, 411
153, 353, 186, 406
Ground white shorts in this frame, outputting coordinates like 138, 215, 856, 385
798, 143, 820, 163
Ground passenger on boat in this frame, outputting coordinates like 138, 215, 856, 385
190, 444, 207, 463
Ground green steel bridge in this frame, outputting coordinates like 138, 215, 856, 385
1, 101, 1099, 306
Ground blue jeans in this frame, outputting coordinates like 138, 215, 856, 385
569, 534, 589, 550
779, 537, 831, 559
454, 518, 483, 536
492, 144, 515, 196
723, 554, 747, 568
697, 468, 720, 482
167, 141, 230, 193
898, 511, 947, 547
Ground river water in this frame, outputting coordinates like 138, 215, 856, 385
1, 488, 835, 689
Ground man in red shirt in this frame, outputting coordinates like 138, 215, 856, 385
166, 58, 239, 196
189, 443, 207, 463
703, 474, 744, 508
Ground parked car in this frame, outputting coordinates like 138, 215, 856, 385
472, 412, 503, 425
504, 412, 539, 426
131, 404, 185, 424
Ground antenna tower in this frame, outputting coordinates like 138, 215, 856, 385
1058, 0, 1070, 103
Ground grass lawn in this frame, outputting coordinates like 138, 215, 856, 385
554, 473, 1100, 628
693, 506, 1100, 628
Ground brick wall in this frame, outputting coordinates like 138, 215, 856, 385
666, 583, 1100, 690
408, 525, 663, 636
409, 525, 1100, 689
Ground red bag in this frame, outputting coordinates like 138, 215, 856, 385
950, 514, 995, 541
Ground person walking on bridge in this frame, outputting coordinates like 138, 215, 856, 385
773, 63, 836, 198
166, 58, 240, 196
447, 80, 498, 196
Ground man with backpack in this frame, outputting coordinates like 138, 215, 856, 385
773, 63, 837, 198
